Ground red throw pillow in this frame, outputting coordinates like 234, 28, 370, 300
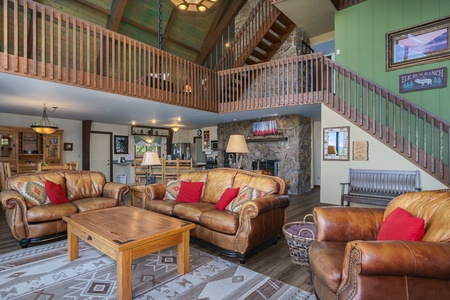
45, 180, 70, 204
215, 187, 240, 210
377, 207, 425, 241
176, 181, 204, 203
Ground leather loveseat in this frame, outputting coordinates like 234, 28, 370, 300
309, 190, 450, 300
0, 170, 130, 247
144, 168, 289, 263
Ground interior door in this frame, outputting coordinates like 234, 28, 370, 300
90, 132, 111, 180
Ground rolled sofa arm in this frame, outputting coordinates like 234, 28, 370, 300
102, 182, 130, 205
313, 207, 385, 242
0, 190, 29, 240
342, 240, 450, 279
241, 194, 290, 218
145, 183, 166, 200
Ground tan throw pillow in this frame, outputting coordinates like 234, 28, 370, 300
164, 179, 190, 200
16, 181, 51, 208
226, 186, 268, 213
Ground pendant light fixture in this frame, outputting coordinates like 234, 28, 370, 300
171, 0, 217, 12
30, 104, 59, 135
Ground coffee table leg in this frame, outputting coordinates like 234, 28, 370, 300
67, 224, 79, 261
117, 250, 132, 300
177, 230, 190, 274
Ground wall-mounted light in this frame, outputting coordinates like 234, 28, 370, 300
30, 104, 59, 135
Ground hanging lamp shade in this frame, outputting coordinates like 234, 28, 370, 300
171, 0, 217, 12
30, 105, 59, 135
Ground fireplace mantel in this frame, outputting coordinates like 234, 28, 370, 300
246, 137, 288, 143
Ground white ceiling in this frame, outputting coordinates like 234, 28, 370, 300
273, 0, 336, 37
0, 72, 321, 129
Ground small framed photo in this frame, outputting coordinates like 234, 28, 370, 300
386, 16, 450, 70
114, 135, 129, 154
63, 143, 73, 151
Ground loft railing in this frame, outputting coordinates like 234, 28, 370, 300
0, 0, 217, 112
1, 1, 449, 186
216, 53, 450, 185
214, 0, 278, 71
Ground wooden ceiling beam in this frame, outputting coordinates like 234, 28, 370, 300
74, 0, 110, 15
195, 0, 247, 64
161, 6, 177, 49
106, 0, 129, 31
121, 16, 200, 54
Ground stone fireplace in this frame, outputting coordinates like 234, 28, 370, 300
218, 114, 312, 195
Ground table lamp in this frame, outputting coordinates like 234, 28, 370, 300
141, 152, 161, 184
226, 135, 248, 169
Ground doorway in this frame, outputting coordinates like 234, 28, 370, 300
90, 131, 113, 181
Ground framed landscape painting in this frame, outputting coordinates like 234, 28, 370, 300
386, 16, 450, 70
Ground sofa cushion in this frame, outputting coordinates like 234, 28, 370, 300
26, 202, 78, 223
377, 207, 425, 241
202, 170, 236, 203
232, 173, 279, 195
215, 187, 240, 210
70, 197, 118, 213
164, 179, 189, 200
176, 181, 204, 203
226, 186, 268, 213
173, 202, 215, 223
45, 180, 70, 204
146, 199, 178, 216
65, 172, 105, 201
16, 181, 51, 208
200, 209, 239, 235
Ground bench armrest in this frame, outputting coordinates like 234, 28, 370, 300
313, 206, 384, 242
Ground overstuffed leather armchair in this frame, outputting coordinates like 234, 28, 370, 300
309, 190, 450, 300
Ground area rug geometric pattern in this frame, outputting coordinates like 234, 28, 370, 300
0, 240, 315, 299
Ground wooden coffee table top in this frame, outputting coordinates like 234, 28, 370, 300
63, 206, 194, 251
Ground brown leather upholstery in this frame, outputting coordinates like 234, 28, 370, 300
309, 190, 450, 300
0, 170, 130, 247
145, 168, 289, 262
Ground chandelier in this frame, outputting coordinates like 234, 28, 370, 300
171, 0, 217, 12
30, 104, 59, 135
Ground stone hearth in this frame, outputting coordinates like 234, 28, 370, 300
218, 114, 311, 195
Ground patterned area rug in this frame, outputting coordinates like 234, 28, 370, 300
0, 240, 315, 299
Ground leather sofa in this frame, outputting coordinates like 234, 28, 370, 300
0, 170, 130, 247
144, 168, 290, 263
309, 190, 450, 300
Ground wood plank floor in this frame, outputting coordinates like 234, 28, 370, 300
0, 188, 323, 292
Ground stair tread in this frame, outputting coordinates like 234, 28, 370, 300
263, 31, 282, 44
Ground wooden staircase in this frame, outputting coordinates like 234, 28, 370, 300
214, 0, 296, 71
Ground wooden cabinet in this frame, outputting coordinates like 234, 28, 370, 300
43, 132, 63, 164
0, 126, 63, 174
131, 125, 170, 137
201, 126, 217, 151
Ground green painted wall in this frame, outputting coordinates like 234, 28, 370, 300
335, 0, 450, 120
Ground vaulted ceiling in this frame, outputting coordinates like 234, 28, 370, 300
35, 0, 246, 64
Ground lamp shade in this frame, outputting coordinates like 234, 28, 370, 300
226, 135, 248, 153
141, 152, 161, 166
328, 145, 337, 155
30, 105, 59, 135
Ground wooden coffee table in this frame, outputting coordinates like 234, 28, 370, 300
63, 206, 195, 300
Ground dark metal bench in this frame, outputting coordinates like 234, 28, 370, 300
340, 168, 421, 206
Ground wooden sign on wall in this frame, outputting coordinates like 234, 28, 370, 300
353, 141, 368, 161
399, 67, 447, 93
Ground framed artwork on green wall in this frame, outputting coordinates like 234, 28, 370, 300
386, 16, 450, 71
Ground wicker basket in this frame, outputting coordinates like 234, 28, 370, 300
283, 214, 317, 266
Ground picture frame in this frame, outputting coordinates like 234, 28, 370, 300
114, 135, 129, 154
323, 127, 349, 161
386, 16, 450, 71
63, 143, 73, 151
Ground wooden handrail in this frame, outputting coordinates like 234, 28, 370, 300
0, 0, 217, 113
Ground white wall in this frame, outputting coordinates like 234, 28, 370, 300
320, 105, 447, 205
